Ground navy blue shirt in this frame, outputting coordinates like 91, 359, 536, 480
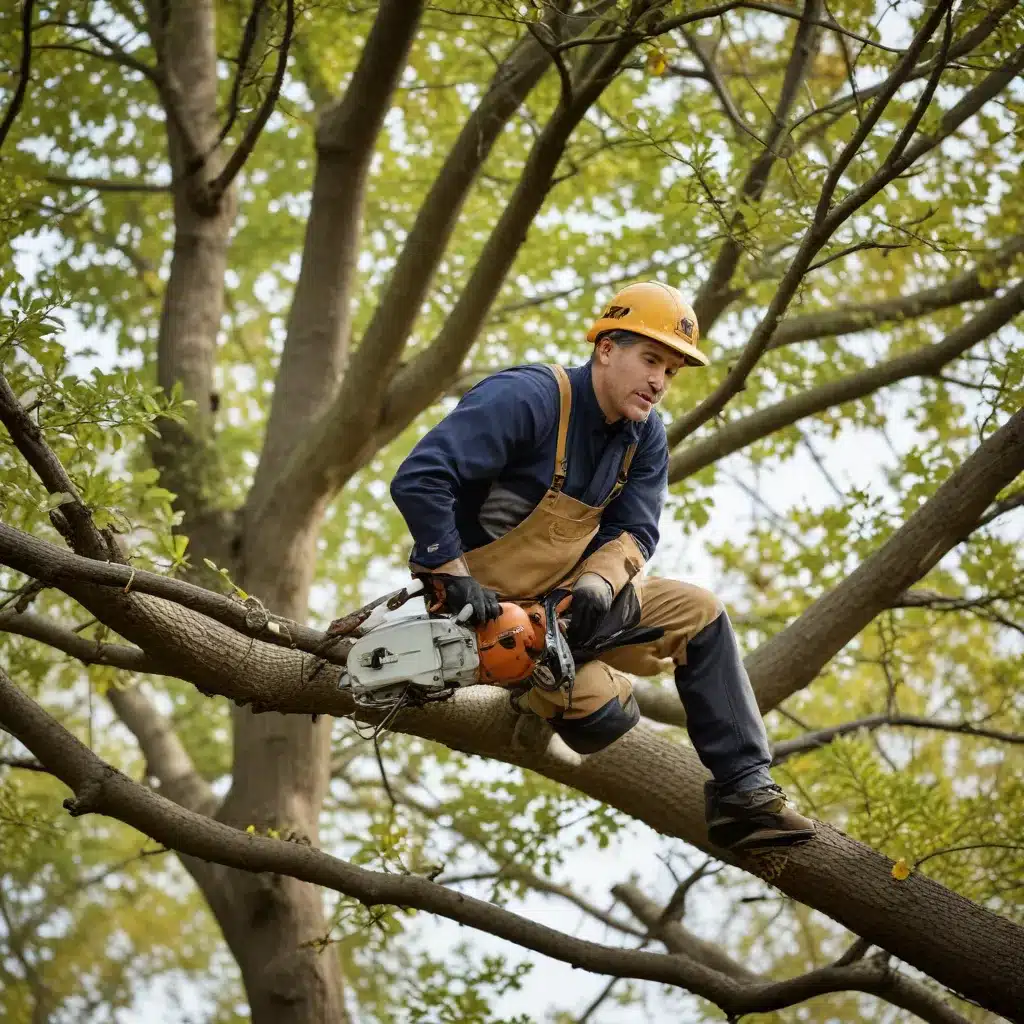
390, 363, 669, 569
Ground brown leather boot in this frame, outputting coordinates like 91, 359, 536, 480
705, 782, 816, 852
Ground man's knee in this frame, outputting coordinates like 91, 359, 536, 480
525, 662, 638, 753
551, 692, 640, 753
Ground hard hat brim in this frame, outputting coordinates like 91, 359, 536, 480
588, 321, 710, 367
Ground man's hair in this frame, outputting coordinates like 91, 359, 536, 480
590, 328, 646, 362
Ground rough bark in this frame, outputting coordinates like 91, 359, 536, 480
145, 0, 236, 529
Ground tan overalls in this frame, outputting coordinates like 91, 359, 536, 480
463, 365, 724, 728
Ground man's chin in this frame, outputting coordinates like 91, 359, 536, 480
622, 401, 652, 422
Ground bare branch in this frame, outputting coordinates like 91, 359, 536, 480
0, 371, 119, 562
976, 488, 1024, 530
766, 235, 1024, 350
680, 29, 763, 146
747, 406, 1024, 712
0, 608, 156, 672
614, 882, 971, 1024
0, 0, 35, 153
805, 240, 911, 273
41, 173, 171, 194
772, 714, 1024, 764
0, 755, 48, 773
206, 0, 295, 201
668, 277, 1024, 482
0, 665, 988, 1023
212, 0, 267, 151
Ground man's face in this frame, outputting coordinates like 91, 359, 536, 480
594, 337, 687, 422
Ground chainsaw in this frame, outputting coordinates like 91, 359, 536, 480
336, 579, 662, 709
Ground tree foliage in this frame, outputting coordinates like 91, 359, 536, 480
1, 1, 1022, 1022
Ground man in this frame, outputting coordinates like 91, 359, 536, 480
390, 281, 815, 852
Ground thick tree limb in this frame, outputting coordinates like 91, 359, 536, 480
765, 235, 1024, 350
773, 714, 1024, 764
0, 544, 1019, 1016
0, 522, 349, 666
0, 666, 1007, 1022
0, 0, 35, 153
615, 883, 971, 1024
747, 407, 1024, 712
245, 0, 425, 516
668, 276, 1024, 482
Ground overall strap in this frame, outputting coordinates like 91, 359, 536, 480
603, 441, 639, 506
546, 364, 573, 493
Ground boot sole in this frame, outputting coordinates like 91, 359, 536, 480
728, 826, 817, 852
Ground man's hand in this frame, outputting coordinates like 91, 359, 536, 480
430, 573, 501, 626
567, 572, 614, 648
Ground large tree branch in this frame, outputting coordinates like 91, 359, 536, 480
0, 522, 352, 667
765, 235, 1024, 350
772, 714, 1024, 764
0, 535, 1020, 1014
747, 407, 1024, 712
0, 0, 35, 153
338, 3, 594, 409
0, 665, 1012, 1022
668, 277, 1024, 482
615, 883, 971, 1024
245, 0, 425, 513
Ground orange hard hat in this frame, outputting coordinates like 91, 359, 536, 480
475, 603, 544, 685
586, 281, 708, 367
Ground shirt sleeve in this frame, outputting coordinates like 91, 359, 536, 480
585, 414, 668, 565
390, 367, 558, 568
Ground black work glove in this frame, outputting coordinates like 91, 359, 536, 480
567, 572, 614, 649
430, 573, 501, 626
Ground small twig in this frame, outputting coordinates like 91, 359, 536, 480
806, 241, 910, 273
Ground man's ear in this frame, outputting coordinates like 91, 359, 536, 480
594, 338, 613, 364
